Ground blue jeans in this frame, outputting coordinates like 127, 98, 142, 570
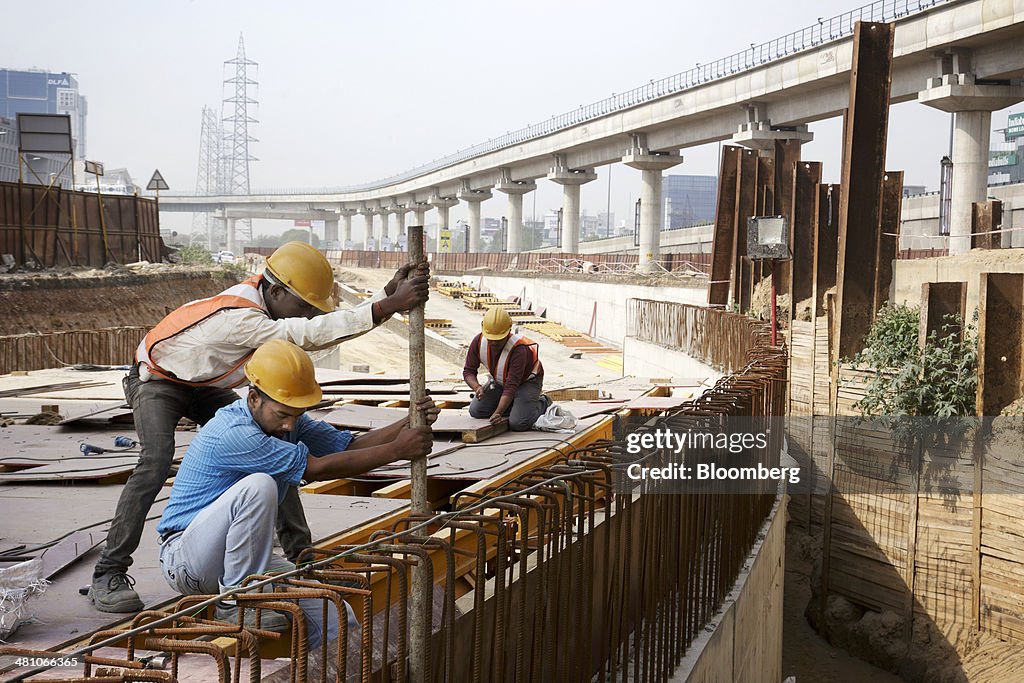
158, 473, 348, 649
94, 364, 312, 578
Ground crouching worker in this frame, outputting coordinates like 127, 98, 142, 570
464, 306, 549, 431
156, 339, 436, 646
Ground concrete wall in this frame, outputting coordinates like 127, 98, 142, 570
622, 337, 723, 383
528, 224, 715, 256
672, 487, 786, 682
449, 273, 706, 347
900, 183, 1024, 250
891, 249, 1024, 315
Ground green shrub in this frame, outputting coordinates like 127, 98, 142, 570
178, 244, 213, 265
848, 303, 978, 443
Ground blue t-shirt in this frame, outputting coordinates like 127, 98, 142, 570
157, 398, 353, 536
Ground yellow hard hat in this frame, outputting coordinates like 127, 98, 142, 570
244, 339, 323, 408
265, 242, 336, 313
482, 306, 513, 341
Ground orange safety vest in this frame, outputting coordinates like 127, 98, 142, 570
478, 333, 542, 387
136, 274, 265, 388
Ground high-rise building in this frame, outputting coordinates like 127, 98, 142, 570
662, 175, 718, 229
989, 111, 1024, 184
0, 69, 87, 186
0, 70, 87, 157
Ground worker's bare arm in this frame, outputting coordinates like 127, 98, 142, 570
346, 397, 439, 450
304, 425, 433, 481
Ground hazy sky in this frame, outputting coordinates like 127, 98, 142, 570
7, 0, 1022, 239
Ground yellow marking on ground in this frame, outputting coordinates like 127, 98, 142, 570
596, 355, 623, 370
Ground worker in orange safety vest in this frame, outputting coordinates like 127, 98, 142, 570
463, 306, 549, 431
89, 241, 428, 613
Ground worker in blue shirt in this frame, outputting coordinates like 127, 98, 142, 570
156, 339, 436, 642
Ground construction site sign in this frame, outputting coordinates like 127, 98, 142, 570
17, 113, 73, 154
439, 228, 451, 252
146, 169, 169, 191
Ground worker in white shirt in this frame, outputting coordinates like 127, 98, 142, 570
89, 241, 428, 613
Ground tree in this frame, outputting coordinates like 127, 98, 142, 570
280, 229, 319, 247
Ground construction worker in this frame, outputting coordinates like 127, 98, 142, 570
155, 340, 436, 643
463, 306, 549, 431
89, 241, 429, 613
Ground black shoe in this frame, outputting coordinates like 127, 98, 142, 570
88, 572, 144, 613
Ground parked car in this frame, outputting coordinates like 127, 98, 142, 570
214, 250, 236, 264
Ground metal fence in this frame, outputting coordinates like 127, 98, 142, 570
0, 181, 164, 268
0, 327, 146, 376
245, 247, 712, 274
627, 299, 772, 373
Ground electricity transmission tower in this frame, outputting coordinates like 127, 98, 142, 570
191, 34, 259, 248
191, 105, 221, 247
220, 34, 258, 242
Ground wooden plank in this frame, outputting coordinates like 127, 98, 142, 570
39, 529, 104, 579
372, 479, 412, 499
461, 420, 507, 443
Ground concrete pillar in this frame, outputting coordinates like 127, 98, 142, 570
548, 158, 597, 254
376, 211, 390, 248
950, 111, 990, 254
395, 208, 406, 238
918, 72, 1023, 254
324, 218, 339, 243
457, 186, 492, 253
361, 211, 374, 250
429, 194, 459, 252
494, 170, 537, 253
225, 217, 238, 255
339, 209, 356, 248
623, 145, 682, 272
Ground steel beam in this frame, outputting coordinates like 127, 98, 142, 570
773, 139, 802, 303
873, 170, 904, 312
790, 162, 822, 317
972, 200, 1003, 250
976, 272, 1024, 416
919, 281, 967, 350
834, 21, 895, 361
708, 145, 741, 307
732, 148, 758, 312
812, 184, 841, 318
754, 155, 776, 286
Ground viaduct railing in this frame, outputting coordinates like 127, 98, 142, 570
170, 0, 947, 196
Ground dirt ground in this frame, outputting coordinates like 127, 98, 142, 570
783, 522, 905, 683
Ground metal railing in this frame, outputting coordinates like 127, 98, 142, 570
165, 0, 949, 199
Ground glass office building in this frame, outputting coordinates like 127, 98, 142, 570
663, 174, 718, 229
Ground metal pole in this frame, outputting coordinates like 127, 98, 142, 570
770, 259, 778, 346
406, 224, 430, 680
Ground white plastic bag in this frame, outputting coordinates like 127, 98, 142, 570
534, 403, 578, 433
0, 557, 46, 640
